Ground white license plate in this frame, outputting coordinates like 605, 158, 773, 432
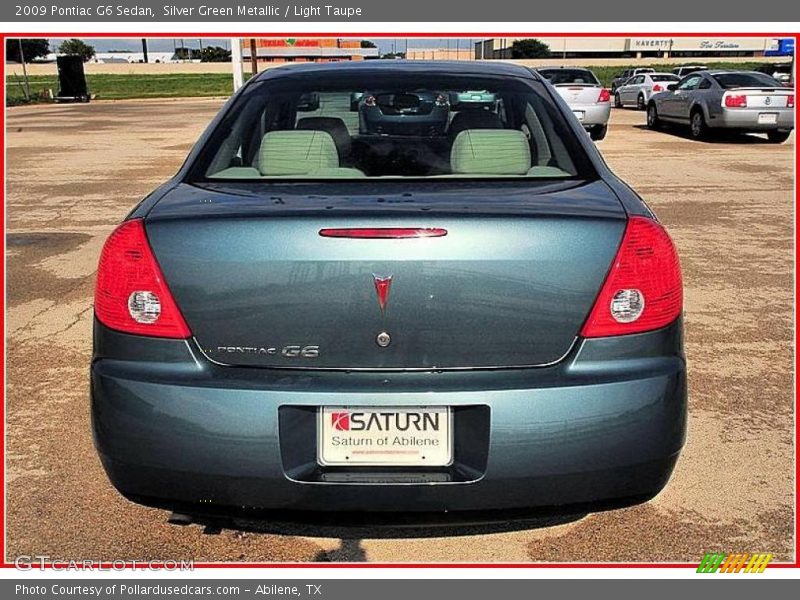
758, 112, 778, 124
318, 407, 453, 467
573, 110, 586, 121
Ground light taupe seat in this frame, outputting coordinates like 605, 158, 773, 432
450, 129, 531, 176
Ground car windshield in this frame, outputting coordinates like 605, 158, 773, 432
651, 75, 679, 82
190, 70, 594, 181
538, 69, 600, 85
713, 72, 783, 88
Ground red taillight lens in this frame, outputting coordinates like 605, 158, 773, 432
94, 219, 191, 338
653, 84, 663, 92
597, 88, 611, 103
788, 94, 794, 108
725, 94, 747, 108
581, 216, 682, 338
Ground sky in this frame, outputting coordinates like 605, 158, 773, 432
45, 38, 481, 54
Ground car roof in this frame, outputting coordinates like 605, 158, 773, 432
253, 60, 537, 82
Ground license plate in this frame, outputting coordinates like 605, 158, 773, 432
318, 407, 453, 467
573, 110, 586, 121
758, 112, 778, 124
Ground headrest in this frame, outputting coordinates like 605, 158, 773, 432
451, 130, 531, 175
448, 111, 504, 138
258, 130, 339, 175
296, 117, 352, 158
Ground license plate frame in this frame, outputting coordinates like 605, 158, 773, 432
317, 406, 453, 467
573, 110, 586, 122
758, 112, 778, 125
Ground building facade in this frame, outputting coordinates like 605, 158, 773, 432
476, 37, 794, 59
242, 38, 379, 63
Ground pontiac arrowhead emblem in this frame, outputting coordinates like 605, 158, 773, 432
372, 274, 393, 315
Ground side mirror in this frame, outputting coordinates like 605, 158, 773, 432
667, 84, 677, 91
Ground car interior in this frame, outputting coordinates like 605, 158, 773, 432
204, 89, 580, 179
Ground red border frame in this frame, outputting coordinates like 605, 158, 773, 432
1, 30, 797, 571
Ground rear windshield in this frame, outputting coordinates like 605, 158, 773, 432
651, 75, 679, 82
189, 70, 596, 181
538, 69, 600, 85
713, 72, 783, 89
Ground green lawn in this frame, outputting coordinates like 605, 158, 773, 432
6, 73, 242, 105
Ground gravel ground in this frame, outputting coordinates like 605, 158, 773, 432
4, 99, 795, 564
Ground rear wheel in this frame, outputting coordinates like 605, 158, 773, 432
590, 124, 608, 141
636, 94, 645, 111
766, 130, 792, 144
690, 109, 708, 140
614, 93, 622, 108
646, 103, 660, 129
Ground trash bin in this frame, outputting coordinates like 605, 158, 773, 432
55, 55, 90, 103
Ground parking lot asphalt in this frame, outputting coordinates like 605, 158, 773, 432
4, 99, 795, 563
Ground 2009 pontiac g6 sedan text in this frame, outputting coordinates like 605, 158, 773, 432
91, 61, 687, 518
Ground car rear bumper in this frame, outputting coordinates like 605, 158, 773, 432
570, 103, 612, 128
714, 108, 794, 130
92, 319, 687, 515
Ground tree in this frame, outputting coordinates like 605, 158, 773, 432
360, 40, 377, 49
510, 39, 551, 59
200, 46, 231, 62
175, 46, 201, 60
58, 39, 96, 62
6, 39, 50, 63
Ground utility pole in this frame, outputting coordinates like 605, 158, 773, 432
17, 39, 31, 101
231, 38, 244, 92
141, 38, 148, 63
249, 38, 258, 75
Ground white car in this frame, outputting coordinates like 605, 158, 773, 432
672, 65, 708, 78
615, 73, 680, 110
537, 67, 612, 140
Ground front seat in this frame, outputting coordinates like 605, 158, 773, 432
296, 117, 352, 163
448, 110, 504, 140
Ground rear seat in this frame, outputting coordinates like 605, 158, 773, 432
450, 129, 531, 176
296, 117, 352, 163
258, 130, 364, 177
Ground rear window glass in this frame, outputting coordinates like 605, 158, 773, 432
651, 75, 679, 82
538, 69, 600, 85
713, 72, 783, 89
190, 70, 595, 181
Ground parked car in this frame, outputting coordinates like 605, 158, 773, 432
647, 70, 794, 142
448, 89, 498, 110
358, 90, 451, 136
611, 67, 656, 93
537, 67, 612, 140
615, 73, 680, 110
92, 60, 686, 519
671, 65, 708, 78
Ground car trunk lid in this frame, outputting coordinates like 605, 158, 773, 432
145, 180, 626, 370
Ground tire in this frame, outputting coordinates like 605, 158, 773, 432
590, 124, 608, 141
646, 103, 660, 129
614, 92, 622, 108
636, 94, 645, 111
766, 130, 792, 144
690, 109, 708, 140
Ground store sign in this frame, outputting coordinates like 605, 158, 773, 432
630, 38, 673, 50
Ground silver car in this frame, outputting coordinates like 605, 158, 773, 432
615, 73, 680, 110
647, 70, 794, 143
537, 67, 611, 140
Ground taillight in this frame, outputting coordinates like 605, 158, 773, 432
788, 94, 794, 108
319, 227, 447, 239
597, 88, 611, 103
364, 95, 376, 107
653, 84, 663, 92
94, 219, 190, 338
724, 94, 747, 108
581, 216, 682, 338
